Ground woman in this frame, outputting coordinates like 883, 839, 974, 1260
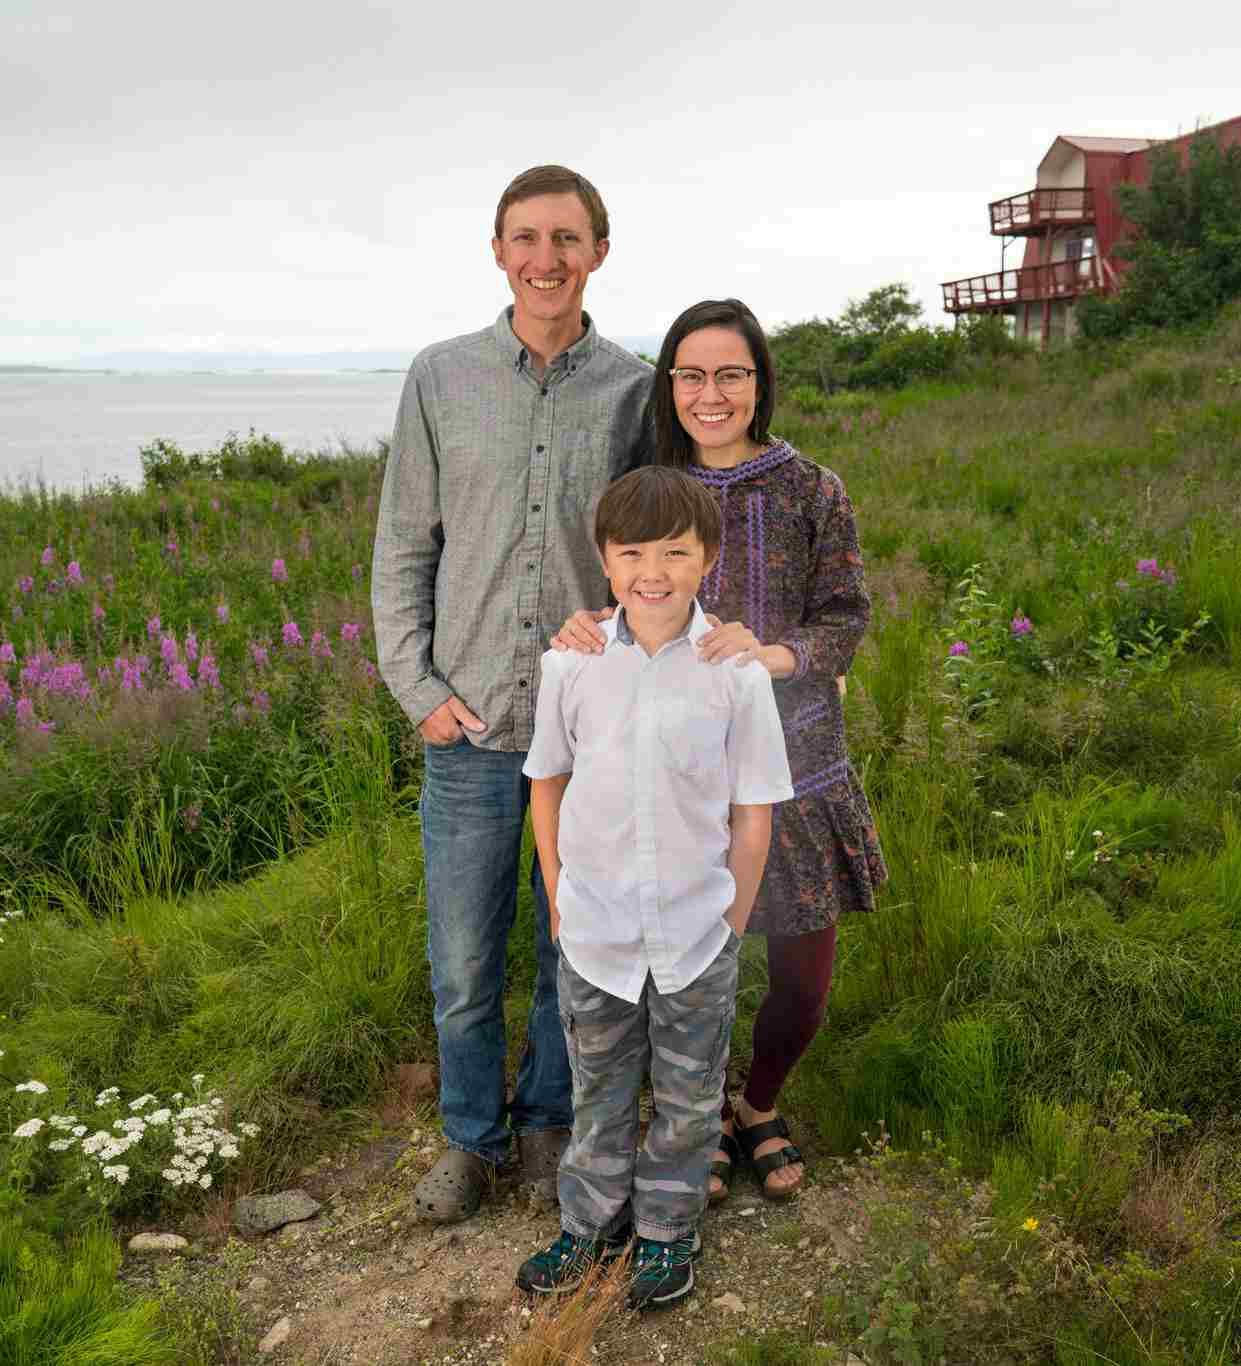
555, 298, 886, 1200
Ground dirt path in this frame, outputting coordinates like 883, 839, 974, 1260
124, 1117, 876, 1365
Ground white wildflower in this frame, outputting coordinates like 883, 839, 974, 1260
13, 1118, 45, 1138
16, 1080, 49, 1094
198, 1173, 212, 1189
218, 1143, 239, 1159
101, 1164, 130, 1184
95, 1087, 119, 1107
48, 1114, 78, 1130
190, 1073, 205, 1087
146, 1108, 172, 1126
239, 1123, 259, 1138
71, 1125, 87, 1137
48, 1138, 76, 1151
128, 1094, 157, 1112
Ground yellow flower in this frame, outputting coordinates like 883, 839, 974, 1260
1022, 1217, 1040, 1232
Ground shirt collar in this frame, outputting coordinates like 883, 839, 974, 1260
606, 598, 710, 649
494, 306, 599, 374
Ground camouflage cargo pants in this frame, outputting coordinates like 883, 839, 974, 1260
556, 936, 739, 1242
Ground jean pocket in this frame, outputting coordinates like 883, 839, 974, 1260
424, 734, 469, 752
658, 698, 729, 776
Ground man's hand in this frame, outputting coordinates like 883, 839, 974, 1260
550, 607, 613, 654
419, 695, 487, 745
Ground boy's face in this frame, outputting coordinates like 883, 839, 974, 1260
601, 529, 717, 632
491, 192, 608, 330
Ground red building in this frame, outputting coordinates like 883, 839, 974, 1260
941, 115, 1241, 347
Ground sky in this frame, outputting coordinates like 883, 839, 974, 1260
4, 0, 1239, 365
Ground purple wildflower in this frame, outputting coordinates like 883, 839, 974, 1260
66, 561, 83, 585
340, 622, 361, 644
37, 720, 56, 734
271, 558, 288, 583
102, 573, 115, 594
210, 497, 221, 512
282, 620, 303, 648
15, 697, 34, 725
250, 642, 270, 670
18, 576, 33, 595
92, 602, 105, 623
185, 631, 199, 663
310, 630, 333, 660
1010, 614, 1033, 637
197, 654, 220, 689
165, 540, 179, 558
160, 634, 180, 669
1136, 557, 1160, 578
10, 606, 21, 622
1159, 566, 1177, 586
40, 546, 54, 567
147, 615, 161, 639
0, 677, 10, 711
350, 563, 363, 581
1115, 580, 1130, 592
948, 641, 970, 657
0, 642, 14, 666
170, 661, 194, 691
251, 689, 270, 713
46, 578, 62, 595
215, 602, 229, 625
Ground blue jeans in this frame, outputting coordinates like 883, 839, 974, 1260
420, 738, 571, 1164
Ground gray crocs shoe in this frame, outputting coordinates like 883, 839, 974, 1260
517, 1127, 571, 1204
413, 1149, 495, 1223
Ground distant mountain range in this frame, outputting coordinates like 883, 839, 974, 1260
3, 339, 663, 375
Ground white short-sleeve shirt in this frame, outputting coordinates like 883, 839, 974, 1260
523, 600, 793, 1003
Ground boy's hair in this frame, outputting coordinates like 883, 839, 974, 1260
594, 467, 722, 560
494, 165, 610, 243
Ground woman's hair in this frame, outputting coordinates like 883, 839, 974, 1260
594, 466, 722, 560
493, 165, 610, 243
645, 298, 777, 471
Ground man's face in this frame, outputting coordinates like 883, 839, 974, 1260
601, 529, 716, 633
492, 192, 609, 329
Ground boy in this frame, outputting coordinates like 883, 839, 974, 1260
515, 466, 793, 1309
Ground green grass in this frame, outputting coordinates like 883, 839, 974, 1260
3, 305, 1241, 1360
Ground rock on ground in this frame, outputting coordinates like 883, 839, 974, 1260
233, 1189, 322, 1235
258, 1315, 292, 1353
127, 1232, 189, 1255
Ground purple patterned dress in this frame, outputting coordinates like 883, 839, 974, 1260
688, 439, 887, 936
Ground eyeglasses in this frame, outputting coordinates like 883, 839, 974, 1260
668, 366, 757, 394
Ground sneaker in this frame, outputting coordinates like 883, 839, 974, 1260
628, 1232, 701, 1310
515, 1227, 630, 1296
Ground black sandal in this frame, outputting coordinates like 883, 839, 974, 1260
734, 1114, 805, 1201
708, 1131, 741, 1204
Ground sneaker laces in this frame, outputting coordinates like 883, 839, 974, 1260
633, 1236, 692, 1279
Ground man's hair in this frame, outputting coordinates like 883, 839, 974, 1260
645, 298, 777, 471
594, 466, 722, 560
494, 165, 610, 242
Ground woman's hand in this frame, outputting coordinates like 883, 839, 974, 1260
550, 607, 614, 654
697, 621, 797, 678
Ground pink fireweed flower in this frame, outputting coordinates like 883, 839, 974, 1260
66, 561, 83, 585
185, 631, 199, 663
10, 606, 21, 621
1159, 566, 1177, 586
197, 654, 220, 689
45, 578, 62, 595
250, 642, 269, 670
147, 615, 161, 639
281, 620, 303, 648
92, 601, 105, 623
18, 576, 34, 595
41, 546, 54, 567
350, 563, 363, 581
1136, 557, 1160, 578
15, 697, 34, 725
949, 641, 970, 657
0, 677, 11, 711
210, 497, 221, 512
251, 689, 270, 713
102, 573, 114, 594
310, 630, 333, 660
215, 602, 229, 625
37, 720, 55, 734
160, 635, 180, 668
0, 641, 14, 666
271, 558, 288, 583
340, 622, 361, 644
170, 661, 194, 691
1011, 614, 1033, 637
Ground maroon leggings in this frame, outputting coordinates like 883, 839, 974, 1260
723, 923, 838, 1119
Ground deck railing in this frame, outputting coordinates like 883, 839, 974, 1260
941, 255, 1103, 312
989, 187, 1094, 235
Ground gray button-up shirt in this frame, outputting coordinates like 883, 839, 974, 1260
372, 308, 651, 750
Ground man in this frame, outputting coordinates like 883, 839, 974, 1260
372, 165, 650, 1222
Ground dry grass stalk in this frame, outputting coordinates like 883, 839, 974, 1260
506, 1247, 633, 1366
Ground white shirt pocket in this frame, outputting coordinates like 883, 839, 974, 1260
658, 697, 730, 776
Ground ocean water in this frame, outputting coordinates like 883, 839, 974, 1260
0, 370, 409, 492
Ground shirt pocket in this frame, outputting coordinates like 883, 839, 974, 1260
555, 429, 613, 519
658, 698, 730, 777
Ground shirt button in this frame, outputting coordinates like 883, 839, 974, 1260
540, 387, 548, 397
519, 679, 528, 688
532, 503, 541, 512
536, 444, 545, 453
527, 561, 536, 570
523, 620, 533, 629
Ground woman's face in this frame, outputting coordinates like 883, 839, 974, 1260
671, 326, 759, 465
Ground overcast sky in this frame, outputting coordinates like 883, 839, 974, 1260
4, 0, 1239, 364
